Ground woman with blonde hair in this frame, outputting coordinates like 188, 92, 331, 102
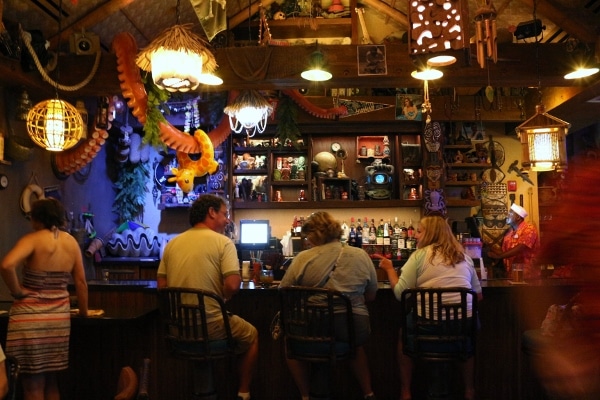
377, 215, 482, 400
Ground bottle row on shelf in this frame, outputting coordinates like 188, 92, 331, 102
289, 215, 419, 260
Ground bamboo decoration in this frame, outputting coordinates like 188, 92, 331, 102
474, 1, 498, 69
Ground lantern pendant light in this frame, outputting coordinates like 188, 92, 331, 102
25, 0, 83, 151
515, 0, 571, 172
516, 104, 570, 171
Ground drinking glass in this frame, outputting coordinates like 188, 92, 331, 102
259, 269, 274, 288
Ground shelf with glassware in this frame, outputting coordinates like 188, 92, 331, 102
230, 134, 309, 206
443, 143, 490, 207
315, 176, 352, 201
269, 148, 310, 202
399, 135, 423, 201
155, 138, 228, 210
230, 130, 426, 209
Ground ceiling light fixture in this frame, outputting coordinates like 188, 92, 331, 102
136, 1, 217, 92
564, 66, 599, 79
27, 99, 83, 152
426, 55, 457, 67
563, 39, 599, 79
516, 0, 570, 172
198, 72, 224, 86
25, 0, 83, 151
411, 69, 443, 81
301, 49, 332, 82
224, 90, 274, 137
516, 104, 570, 171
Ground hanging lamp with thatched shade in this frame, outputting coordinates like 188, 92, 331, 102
224, 90, 274, 137
136, 24, 219, 92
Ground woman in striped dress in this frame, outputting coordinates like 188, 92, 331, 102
1, 198, 88, 400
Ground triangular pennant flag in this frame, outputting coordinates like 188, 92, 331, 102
338, 99, 393, 117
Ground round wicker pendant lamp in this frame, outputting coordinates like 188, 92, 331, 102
23, 0, 84, 152
26, 99, 83, 152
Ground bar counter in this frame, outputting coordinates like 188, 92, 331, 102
0, 278, 583, 400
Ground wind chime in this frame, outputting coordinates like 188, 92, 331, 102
474, 1, 498, 69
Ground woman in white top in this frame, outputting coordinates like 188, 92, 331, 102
377, 215, 482, 400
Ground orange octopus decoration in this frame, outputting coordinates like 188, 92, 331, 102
168, 129, 219, 193
110, 32, 348, 165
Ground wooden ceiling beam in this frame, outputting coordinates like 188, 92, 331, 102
360, 0, 409, 29
516, 0, 597, 44
1, 42, 596, 98
48, 0, 138, 48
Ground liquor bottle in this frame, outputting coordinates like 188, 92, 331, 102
408, 235, 417, 252
408, 219, 415, 239
341, 220, 349, 245
349, 218, 357, 247
297, 216, 304, 236
376, 219, 385, 246
96, 96, 109, 129
368, 219, 377, 245
291, 216, 298, 237
383, 220, 390, 246
356, 218, 363, 247
391, 217, 399, 256
401, 221, 408, 241
383, 219, 391, 258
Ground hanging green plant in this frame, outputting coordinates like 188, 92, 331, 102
112, 160, 150, 224
142, 72, 171, 149
275, 94, 302, 148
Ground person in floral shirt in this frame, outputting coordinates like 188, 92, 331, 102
488, 203, 539, 278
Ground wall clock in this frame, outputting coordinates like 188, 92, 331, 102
0, 174, 8, 189
331, 142, 341, 152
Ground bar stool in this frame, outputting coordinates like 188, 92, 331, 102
158, 288, 236, 400
400, 287, 478, 400
279, 286, 356, 400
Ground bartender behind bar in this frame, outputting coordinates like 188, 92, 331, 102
488, 203, 539, 279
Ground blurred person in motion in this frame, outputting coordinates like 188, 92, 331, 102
523, 156, 600, 399
378, 215, 482, 400
0, 198, 88, 400
488, 202, 539, 279
157, 194, 258, 400
280, 211, 378, 400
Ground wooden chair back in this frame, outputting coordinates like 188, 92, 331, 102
157, 287, 236, 362
400, 287, 478, 362
279, 286, 356, 366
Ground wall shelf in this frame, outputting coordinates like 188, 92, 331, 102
447, 163, 491, 168
235, 17, 354, 42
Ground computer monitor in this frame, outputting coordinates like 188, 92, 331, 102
238, 219, 270, 250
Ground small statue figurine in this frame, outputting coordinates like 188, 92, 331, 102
383, 136, 391, 156
454, 150, 464, 163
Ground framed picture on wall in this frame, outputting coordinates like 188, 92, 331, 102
396, 94, 424, 121
357, 45, 387, 76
